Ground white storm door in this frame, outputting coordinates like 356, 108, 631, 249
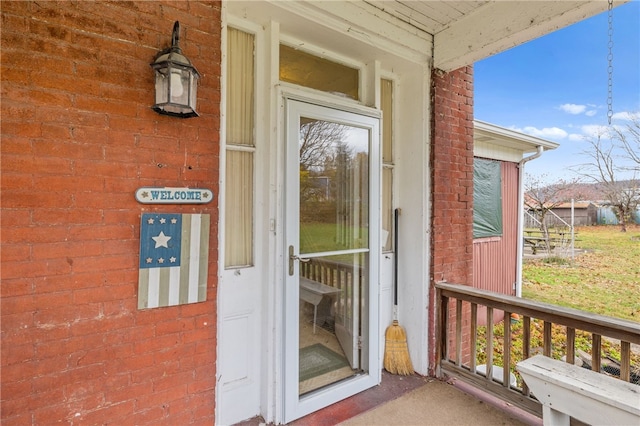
283, 98, 381, 423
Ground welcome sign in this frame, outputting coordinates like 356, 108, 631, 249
135, 187, 213, 204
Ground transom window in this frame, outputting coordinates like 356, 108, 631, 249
279, 44, 359, 100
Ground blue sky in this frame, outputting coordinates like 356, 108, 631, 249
474, 0, 640, 183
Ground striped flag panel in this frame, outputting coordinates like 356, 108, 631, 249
138, 213, 210, 309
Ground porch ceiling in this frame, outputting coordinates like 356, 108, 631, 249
365, 0, 628, 71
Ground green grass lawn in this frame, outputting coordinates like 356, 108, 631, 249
523, 224, 640, 321
477, 224, 640, 379
300, 222, 368, 254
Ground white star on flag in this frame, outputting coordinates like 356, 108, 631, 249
152, 231, 171, 248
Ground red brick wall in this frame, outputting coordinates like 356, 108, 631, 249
1, 2, 220, 424
428, 66, 474, 374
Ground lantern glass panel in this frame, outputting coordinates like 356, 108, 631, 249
189, 73, 198, 110
170, 67, 190, 105
155, 68, 169, 105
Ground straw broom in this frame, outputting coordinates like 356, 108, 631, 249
383, 209, 414, 375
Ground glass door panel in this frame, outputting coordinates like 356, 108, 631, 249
284, 99, 379, 422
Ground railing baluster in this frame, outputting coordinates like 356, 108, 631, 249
329, 265, 334, 288
470, 303, 477, 373
566, 327, 575, 364
347, 271, 352, 315
592, 334, 602, 373
436, 296, 449, 376
486, 307, 493, 382
441, 294, 449, 367
522, 316, 531, 396
543, 321, 552, 357
504, 311, 511, 388
433, 282, 640, 418
620, 341, 631, 382
456, 299, 462, 366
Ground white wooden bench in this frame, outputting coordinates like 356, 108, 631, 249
517, 355, 640, 426
299, 277, 341, 334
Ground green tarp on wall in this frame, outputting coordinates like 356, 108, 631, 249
473, 158, 503, 238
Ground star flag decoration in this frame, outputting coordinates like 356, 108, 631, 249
138, 213, 210, 309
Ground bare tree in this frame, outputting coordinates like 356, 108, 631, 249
298, 119, 349, 201
524, 174, 581, 251
299, 119, 348, 172
577, 124, 639, 232
610, 114, 640, 171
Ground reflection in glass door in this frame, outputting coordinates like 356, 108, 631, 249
285, 99, 380, 422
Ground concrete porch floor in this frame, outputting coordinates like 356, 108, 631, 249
236, 371, 542, 425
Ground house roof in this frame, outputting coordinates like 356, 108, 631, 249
474, 120, 560, 153
473, 120, 559, 162
366, 1, 628, 70
553, 202, 593, 209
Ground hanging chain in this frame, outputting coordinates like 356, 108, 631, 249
607, 0, 614, 125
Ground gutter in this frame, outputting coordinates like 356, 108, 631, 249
515, 146, 544, 297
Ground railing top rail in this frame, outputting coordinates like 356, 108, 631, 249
436, 282, 640, 344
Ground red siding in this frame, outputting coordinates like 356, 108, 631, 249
473, 161, 519, 295
1, 2, 221, 425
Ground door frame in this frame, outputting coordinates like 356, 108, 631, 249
220, 7, 432, 424
281, 93, 382, 423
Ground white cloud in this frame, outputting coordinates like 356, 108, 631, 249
580, 124, 608, 138
611, 111, 639, 121
521, 126, 569, 139
559, 103, 587, 114
568, 123, 634, 142
585, 110, 597, 117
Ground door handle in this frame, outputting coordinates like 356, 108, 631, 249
288, 245, 310, 276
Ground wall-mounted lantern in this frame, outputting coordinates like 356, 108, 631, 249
151, 21, 200, 118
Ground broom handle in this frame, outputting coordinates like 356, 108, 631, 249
394, 208, 400, 307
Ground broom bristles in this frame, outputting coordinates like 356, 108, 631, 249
383, 320, 413, 375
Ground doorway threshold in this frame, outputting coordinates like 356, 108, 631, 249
235, 371, 428, 426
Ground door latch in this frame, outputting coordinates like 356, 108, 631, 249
288, 245, 310, 276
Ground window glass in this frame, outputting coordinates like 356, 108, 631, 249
381, 79, 393, 164
381, 79, 394, 252
225, 27, 255, 267
279, 44, 359, 100
225, 150, 254, 266
382, 167, 393, 250
299, 119, 369, 253
227, 28, 255, 146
